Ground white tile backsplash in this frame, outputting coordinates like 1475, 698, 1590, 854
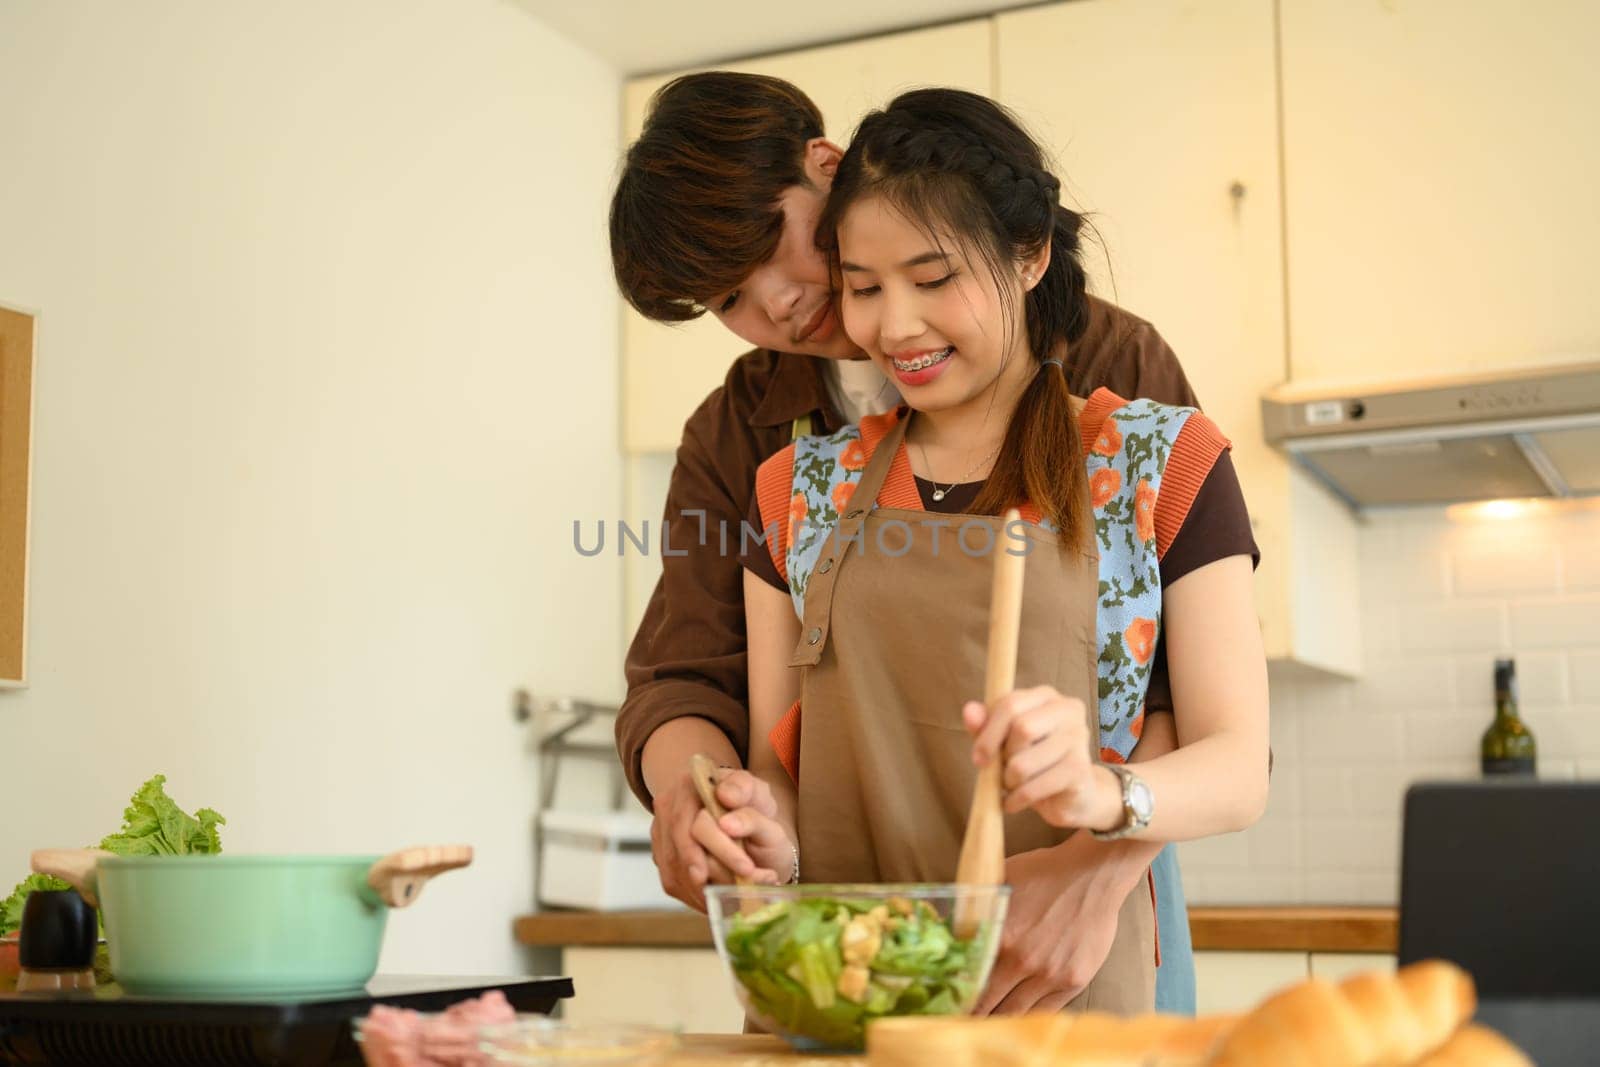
1180, 503, 1600, 907
1299, 872, 1397, 906
1563, 538, 1600, 591
1509, 595, 1600, 648
1350, 656, 1456, 711
1571, 652, 1600, 703
1300, 817, 1402, 871
1299, 768, 1352, 816
1299, 711, 1407, 765
1243, 810, 1305, 868
1397, 710, 1484, 764
1391, 602, 1509, 653
1452, 545, 1562, 596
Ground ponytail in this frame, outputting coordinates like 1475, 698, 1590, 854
971, 199, 1091, 545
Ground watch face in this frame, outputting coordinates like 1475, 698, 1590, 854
1128, 779, 1154, 820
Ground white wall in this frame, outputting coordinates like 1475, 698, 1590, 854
1180, 501, 1600, 905
0, 1, 622, 975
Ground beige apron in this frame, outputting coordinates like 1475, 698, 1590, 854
787, 413, 1154, 1013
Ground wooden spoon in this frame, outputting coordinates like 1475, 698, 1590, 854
952, 507, 1027, 938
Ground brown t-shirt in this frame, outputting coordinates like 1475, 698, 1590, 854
616, 296, 1203, 805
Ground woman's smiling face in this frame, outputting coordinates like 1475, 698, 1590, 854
835, 195, 1033, 413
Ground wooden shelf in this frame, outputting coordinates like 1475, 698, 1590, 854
1188, 906, 1396, 953
514, 909, 712, 948
514, 906, 1398, 954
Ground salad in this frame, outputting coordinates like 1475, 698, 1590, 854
721, 894, 989, 1049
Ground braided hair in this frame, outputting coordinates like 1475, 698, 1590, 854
817, 89, 1090, 544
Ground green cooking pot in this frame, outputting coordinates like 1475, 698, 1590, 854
31, 844, 471, 997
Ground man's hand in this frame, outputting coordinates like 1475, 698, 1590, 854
649, 767, 786, 910
648, 770, 736, 912
972, 838, 1127, 1015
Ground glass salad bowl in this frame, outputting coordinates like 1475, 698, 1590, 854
705, 883, 1009, 1052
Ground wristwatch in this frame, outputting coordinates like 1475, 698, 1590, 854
1090, 764, 1154, 841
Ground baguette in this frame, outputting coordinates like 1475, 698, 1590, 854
1393, 960, 1478, 1056
865, 960, 1512, 1067
1411, 1024, 1534, 1067
868, 1011, 1236, 1067
868, 1012, 1072, 1067
1208, 977, 1375, 1067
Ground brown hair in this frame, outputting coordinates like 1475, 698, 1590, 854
816, 89, 1091, 543
609, 72, 825, 322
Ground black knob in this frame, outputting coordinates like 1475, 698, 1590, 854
18, 889, 97, 969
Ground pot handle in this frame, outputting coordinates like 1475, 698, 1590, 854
366, 845, 472, 909
30, 849, 112, 909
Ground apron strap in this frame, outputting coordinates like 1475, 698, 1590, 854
788, 414, 911, 668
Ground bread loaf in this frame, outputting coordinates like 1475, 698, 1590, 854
1336, 970, 1429, 1064
868, 1011, 1236, 1066
1207, 977, 1375, 1067
1393, 961, 1478, 1056
1412, 1024, 1533, 1067
865, 959, 1513, 1066
868, 1012, 1072, 1067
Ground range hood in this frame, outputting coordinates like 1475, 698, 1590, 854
1262, 360, 1600, 509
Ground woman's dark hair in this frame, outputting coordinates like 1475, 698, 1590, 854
817, 88, 1090, 543
610, 72, 825, 322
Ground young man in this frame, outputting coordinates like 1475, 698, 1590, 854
609, 72, 1201, 1015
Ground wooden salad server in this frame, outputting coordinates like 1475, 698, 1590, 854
952, 507, 1027, 938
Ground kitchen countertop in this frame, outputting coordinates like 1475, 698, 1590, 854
514, 905, 1398, 954
660, 1034, 858, 1064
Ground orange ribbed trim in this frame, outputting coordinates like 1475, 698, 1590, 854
754, 445, 799, 581
861, 409, 922, 512
1154, 413, 1230, 560
1077, 387, 1129, 456
770, 700, 802, 783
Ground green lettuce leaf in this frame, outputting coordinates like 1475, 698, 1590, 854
0, 775, 225, 937
97, 774, 226, 856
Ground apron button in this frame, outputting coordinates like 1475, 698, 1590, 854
807, 627, 823, 645
818, 557, 833, 574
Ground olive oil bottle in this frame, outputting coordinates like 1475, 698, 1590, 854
1481, 658, 1537, 777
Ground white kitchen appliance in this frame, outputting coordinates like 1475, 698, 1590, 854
536, 808, 679, 912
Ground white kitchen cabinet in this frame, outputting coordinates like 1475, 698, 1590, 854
619, 20, 994, 454
1193, 951, 1310, 1015
561, 947, 744, 1033
1308, 952, 1396, 983
997, 0, 1359, 675
1280, 0, 1600, 384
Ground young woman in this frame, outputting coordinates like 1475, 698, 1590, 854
697, 89, 1270, 1014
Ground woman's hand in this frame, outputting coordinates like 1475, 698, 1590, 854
687, 768, 798, 885
963, 685, 1124, 832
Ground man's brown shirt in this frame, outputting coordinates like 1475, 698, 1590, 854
616, 296, 1201, 805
